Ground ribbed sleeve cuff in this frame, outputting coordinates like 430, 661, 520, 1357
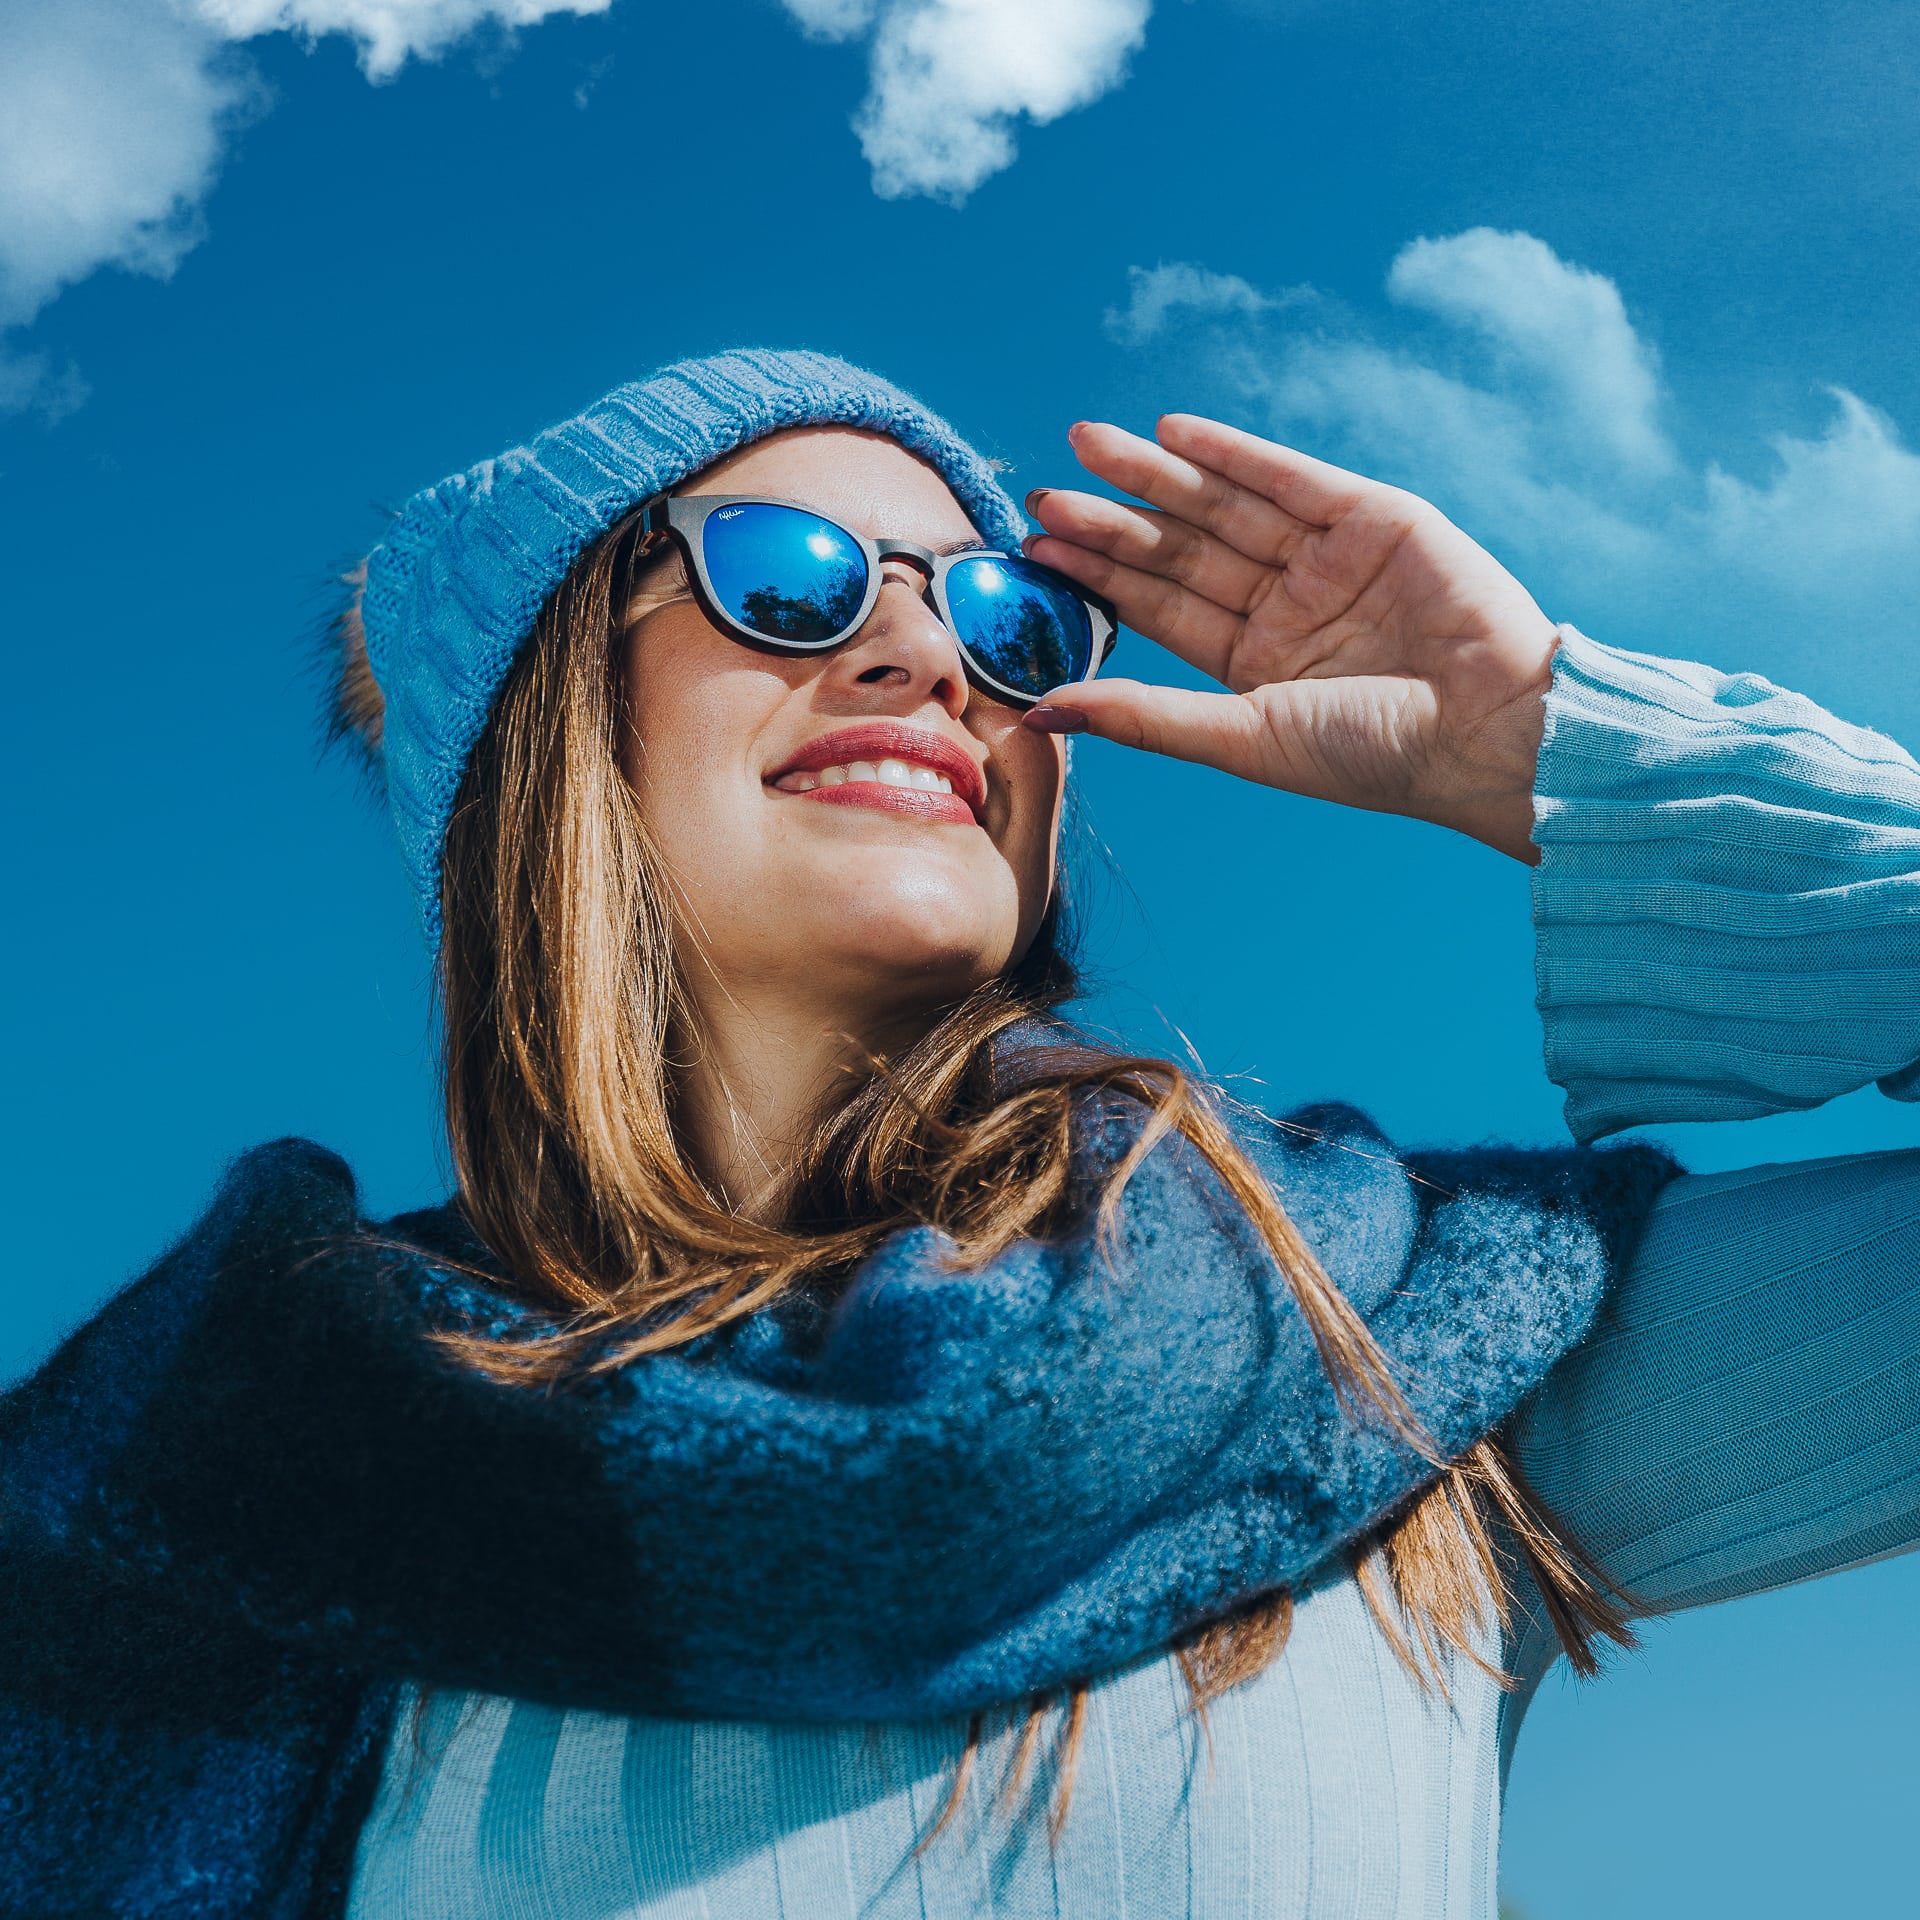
1532, 628, 1920, 1141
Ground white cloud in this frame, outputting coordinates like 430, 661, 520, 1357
0, 0, 608, 417
2, 0, 1153, 418
0, 0, 609, 339
1106, 263, 1287, 345
1112, 236, 1920, 736
0, 1, 245, 331
1245, 334, 1661, 573
786, 0, 1153, 204
1386, 227, 1674, 481
189, 0, 611, 83
782, 0, 882, 30
1702, 387, 1920, 583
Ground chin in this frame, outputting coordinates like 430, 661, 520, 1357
870, 944, 1007, 1004
810, 882, 1018, 1006
842, 921, 1011, 999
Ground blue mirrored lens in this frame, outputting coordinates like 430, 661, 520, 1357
700, 503, 869, 645
944, 555, 1092, 698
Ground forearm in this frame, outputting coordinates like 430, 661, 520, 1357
1532, 628, 1920, 1141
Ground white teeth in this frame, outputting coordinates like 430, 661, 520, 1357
780, 758, 966, 799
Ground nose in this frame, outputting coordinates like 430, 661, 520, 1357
821, 557, 968, 719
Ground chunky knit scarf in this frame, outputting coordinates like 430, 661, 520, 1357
0, 1080, 1674, 1918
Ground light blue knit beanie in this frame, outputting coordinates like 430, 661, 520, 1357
360, 347, 1028, 947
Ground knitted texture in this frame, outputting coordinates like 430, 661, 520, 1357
346, 1147, 1920, 1920
0, 1051, 1674, 1920
1533, 626, 1920, 1138
358, 348, 1028, 945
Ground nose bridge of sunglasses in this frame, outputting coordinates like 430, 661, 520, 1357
866, 547, 947, 628
872, 538, 939, 586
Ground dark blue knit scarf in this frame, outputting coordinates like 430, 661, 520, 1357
0, 1070, 1675, 1918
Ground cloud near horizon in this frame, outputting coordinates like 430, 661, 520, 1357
1107, 234, 1920, 735
0, 0, 1151, 416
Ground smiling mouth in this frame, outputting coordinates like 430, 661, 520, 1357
773, 758, 977, 825
767, 726, 986, 827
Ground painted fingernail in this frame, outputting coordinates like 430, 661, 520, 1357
1024, 704, 1088, 734
1025, 486, 1052, 510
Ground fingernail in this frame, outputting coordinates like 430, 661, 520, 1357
1025, 486, 1052, 510
1067, 421, 1090, 440
1024, 704, 1088, 734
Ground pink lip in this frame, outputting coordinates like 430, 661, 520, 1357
767, 722, 987, 827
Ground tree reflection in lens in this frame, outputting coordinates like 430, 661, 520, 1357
705, 504, 870, 645
947, 557, 1086, 697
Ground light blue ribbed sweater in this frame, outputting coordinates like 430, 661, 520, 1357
347, 630, 1920, 1920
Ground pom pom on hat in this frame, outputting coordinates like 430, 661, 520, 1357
350, 347, 1026, 948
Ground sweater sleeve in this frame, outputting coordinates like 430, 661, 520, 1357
1508, 1148, 1920, 1642
1500, 1145, 1920, 1775
1531, 628, 1920, 1142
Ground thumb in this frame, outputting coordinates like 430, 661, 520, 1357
1024, 677, 1279, 784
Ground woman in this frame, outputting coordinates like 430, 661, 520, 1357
6, 348, 1918, 1920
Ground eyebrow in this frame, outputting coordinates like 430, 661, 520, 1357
933, 536, 994, 557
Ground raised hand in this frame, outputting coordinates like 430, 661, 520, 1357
1020, 414, 1560, 863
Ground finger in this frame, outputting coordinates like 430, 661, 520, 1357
1029, 674, 1433, 813
1023, 678, 1279, 784
1154, 414, 1379, 527
1063, 421, 1320, 567
1024, 486, 1272, 616
1021, 533, 1244, 684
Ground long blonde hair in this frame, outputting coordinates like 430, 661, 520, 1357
335, 504, 1631, 1834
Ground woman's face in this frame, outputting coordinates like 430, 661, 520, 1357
618, 427, 1066, 1036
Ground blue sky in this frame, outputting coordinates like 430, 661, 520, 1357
5, 2, 1918, 1912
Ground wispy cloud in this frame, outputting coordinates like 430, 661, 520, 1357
1110, 232, 1920, 734
1105, 263, 1291, 347
782, 0, 1153, 204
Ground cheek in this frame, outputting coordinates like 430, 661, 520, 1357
620, 616, 785, 891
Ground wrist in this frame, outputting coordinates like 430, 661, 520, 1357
1434, 618, 1557, 863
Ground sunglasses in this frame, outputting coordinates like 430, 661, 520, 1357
635, 494, 1117, 708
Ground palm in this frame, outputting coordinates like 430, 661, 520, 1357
1024, 414, 1557, 861
1230, 498, 1515, 685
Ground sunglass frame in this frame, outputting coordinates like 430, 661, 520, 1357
636, 492, 1117, 709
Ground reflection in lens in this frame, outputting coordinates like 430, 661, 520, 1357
701, 503, 868, 645
945, 555, 1091, 699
